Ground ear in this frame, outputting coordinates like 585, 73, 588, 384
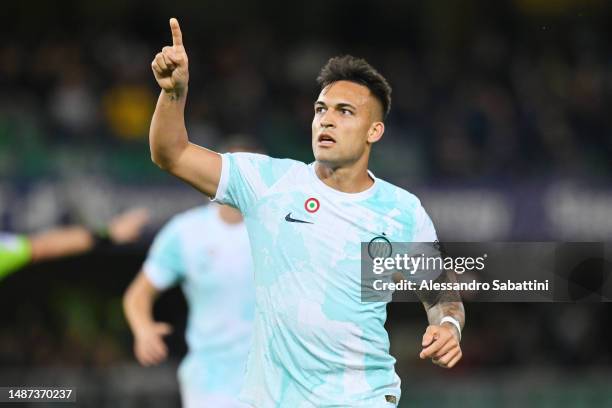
367, 122, 385, 143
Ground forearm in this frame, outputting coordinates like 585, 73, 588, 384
28, 226, 94, 263
149, 88, 190, 170
124, 298, 155, 336
123, 279, 157, 336
418, 270, 465, 335
425, 301, 465, 330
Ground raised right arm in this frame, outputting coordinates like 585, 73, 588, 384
149, 18, 221, 198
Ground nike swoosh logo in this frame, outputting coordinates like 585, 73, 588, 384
285, 212, 313, 224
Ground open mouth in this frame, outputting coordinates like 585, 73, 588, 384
318, 133, 336, 146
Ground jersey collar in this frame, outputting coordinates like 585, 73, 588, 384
308, 162, 378, 201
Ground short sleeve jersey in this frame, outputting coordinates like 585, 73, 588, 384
214, 153, 437, 407
143, 205, 255, 395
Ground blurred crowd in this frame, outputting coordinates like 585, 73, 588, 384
1, 1, 611, 186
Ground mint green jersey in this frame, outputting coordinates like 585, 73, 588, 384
214, 153, 437, 407
143, 205, 254, 405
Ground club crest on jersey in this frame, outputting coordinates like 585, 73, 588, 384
368, 233, 392, 259
304, 197, 320, 213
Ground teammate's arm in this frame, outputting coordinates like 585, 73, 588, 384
416, 269, 465, 368
123, 270, 173, 367
149, 18, 222, 198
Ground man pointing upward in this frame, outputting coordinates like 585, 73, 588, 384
152, 19, 189, 97
149, 18, 465, 407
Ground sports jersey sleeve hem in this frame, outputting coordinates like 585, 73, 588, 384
412, 205, 438, 242
143, 261, 176, 290
212, 153, 230, 203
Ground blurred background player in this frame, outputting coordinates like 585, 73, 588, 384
123, 139, 257, 408
0, 208, 150, 282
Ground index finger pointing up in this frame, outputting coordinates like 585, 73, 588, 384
169, 18, 183, 46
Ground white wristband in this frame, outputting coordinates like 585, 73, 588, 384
440, 316, 461, 341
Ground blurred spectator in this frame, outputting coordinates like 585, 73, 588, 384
2, 2, 612, 180
49, 64, 98, 139
103, 82, 155, 140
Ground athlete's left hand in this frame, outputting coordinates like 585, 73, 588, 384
419, 324, 462, 368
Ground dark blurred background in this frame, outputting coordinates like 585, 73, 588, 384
1, 0, 612, 406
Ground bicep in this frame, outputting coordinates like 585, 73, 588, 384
29, 226, 93, 262
167, 143, 222, 198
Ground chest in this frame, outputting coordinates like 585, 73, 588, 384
182, 225, 252, 285
248, 190, 414, 260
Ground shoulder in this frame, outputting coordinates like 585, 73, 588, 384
225, 152, 308, 184
374, 178, 424, 212
160, 205, 212, 234
373, 178, 437, 240
226, 152, 305, 172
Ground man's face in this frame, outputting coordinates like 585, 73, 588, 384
312, 80, 383, 167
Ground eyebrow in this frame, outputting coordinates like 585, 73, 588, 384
314, 101, 357, 110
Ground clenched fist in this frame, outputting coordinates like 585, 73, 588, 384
419, 324, 462, 368
151, 18, 189, 93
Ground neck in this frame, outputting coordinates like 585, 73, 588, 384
315, 155, 374, 193
217, 205, 243, 224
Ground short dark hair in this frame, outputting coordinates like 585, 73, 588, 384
316, 55, 392, 120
